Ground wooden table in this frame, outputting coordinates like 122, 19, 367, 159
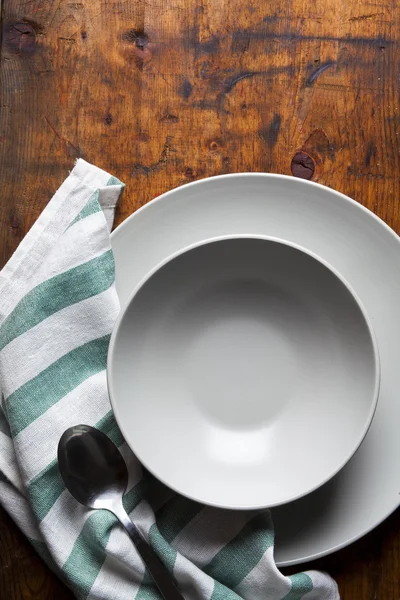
1, 0, 400, 597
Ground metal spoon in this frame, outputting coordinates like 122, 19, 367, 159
58, 424, 184, 600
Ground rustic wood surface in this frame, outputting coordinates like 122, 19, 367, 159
1, 0, 400, 597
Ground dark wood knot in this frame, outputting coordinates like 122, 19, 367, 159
3, 20, 38, 54
290, 152, 315, 180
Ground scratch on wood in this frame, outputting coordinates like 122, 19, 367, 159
307, 61, 335, 85
131, 137, 174, 176
348, 12, 385, 21
214, 67, 294, 115
43, 116, 80, 157
347, 167, 384, 179
231, 33, 251, 53
222, 66, 294, 94
160, 113, 179, 123
223, 71, 263, 93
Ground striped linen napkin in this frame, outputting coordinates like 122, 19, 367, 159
0, 159, 339, 600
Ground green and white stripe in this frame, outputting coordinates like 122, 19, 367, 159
0, 160, 339, 599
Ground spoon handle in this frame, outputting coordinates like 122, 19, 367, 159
113, 503, 185, 600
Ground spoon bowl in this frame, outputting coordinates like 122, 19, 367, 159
58, 424, 184, 600
58, 424, 127, 509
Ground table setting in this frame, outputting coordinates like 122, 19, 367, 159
0, 158, 399, 599
1, 0, 400, 597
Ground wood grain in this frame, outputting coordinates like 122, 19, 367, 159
1, 0, 400, 596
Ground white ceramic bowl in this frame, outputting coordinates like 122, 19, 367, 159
108, 236, 380, 509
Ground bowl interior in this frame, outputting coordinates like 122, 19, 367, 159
108, 236, 379, 509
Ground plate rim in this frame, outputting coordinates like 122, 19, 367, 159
111, 172, 400, 249
110, 172, 400, 566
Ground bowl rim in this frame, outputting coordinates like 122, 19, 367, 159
107, 234, 381, 510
